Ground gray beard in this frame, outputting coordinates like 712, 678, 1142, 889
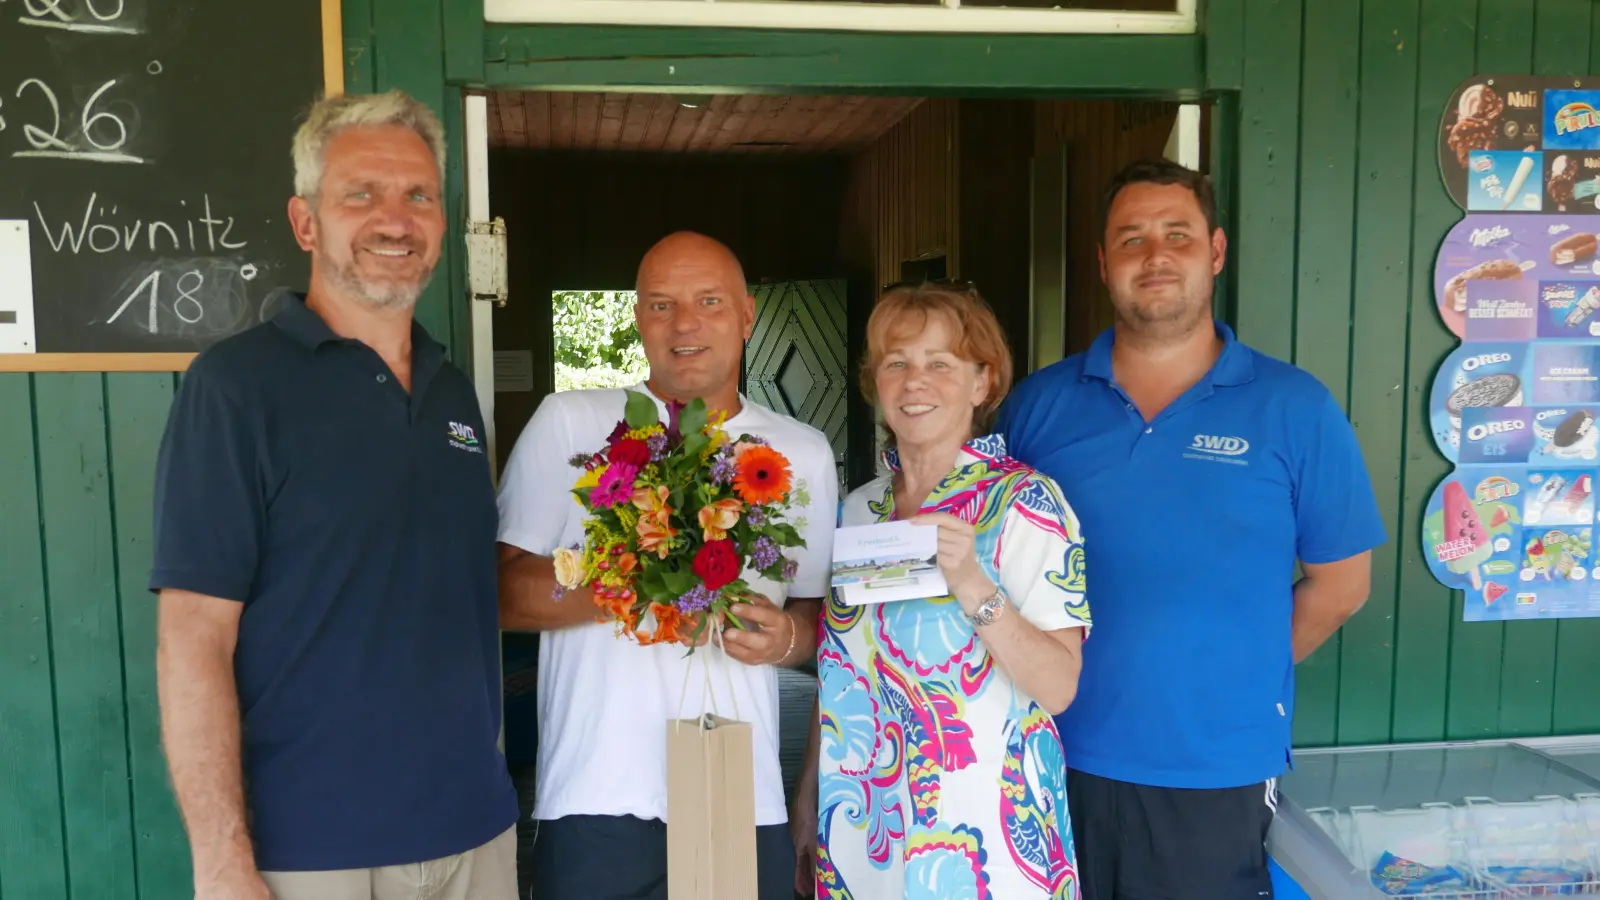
323, 254, 432, 311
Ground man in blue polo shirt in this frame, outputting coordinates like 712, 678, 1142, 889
998, 158, 1385, 899
150, 90, 517, 900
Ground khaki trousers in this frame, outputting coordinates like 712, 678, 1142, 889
262, 825, 518, 900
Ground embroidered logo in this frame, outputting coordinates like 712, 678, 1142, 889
448, 421, 483, 454
1184, 434, 1250, 466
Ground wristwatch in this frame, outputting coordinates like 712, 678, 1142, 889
965, 585, 1008, 628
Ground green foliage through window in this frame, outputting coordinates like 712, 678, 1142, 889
553, 290, 649, 392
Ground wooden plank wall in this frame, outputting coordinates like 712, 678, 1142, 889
0, 373, 190, 900
838, 98, 962, 293
1211, 0, 1600, 747
488, 150, 851, 465
1036, 100, 1179, 354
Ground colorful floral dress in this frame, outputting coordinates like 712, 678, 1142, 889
817, 434, 1092, 900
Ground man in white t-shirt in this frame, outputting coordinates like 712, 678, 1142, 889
496, 231, 837, 900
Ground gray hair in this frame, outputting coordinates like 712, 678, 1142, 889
291, 89, 446, 198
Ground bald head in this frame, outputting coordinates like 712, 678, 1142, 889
633, 231, 755, 412
635, 231, 747, 294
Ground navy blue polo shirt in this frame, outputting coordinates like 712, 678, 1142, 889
149, 293, 517, 871
998, 323, 1385, 790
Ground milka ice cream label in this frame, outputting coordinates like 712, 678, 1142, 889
1435, 214, 1600, 339
1466, 279, 1539, 341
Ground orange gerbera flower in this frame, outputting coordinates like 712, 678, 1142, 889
733, 445, 792, 505
698, 497, 744, 541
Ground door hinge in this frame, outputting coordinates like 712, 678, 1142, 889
466, 217, 508, 307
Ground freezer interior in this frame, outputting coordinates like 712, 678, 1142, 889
1268, 739, 1600, 898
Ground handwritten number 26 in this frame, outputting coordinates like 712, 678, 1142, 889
14, 78, 129, 153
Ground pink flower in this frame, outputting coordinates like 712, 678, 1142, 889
590, 462, 639, 507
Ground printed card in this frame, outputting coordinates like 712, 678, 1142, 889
830, 521, 948, 606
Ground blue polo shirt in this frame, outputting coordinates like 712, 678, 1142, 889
997, 323, 1385, 790
149, 293, 517, 871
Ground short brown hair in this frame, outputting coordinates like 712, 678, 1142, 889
1100, 157, 1217, 235
859, 282, 1014, 439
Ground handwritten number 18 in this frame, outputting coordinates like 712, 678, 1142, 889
108, 269, 206, 334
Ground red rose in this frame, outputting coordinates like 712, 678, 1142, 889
691, 539, 740, 592
610, 438, 651, 468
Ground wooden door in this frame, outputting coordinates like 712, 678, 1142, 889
744, 279, 849, 490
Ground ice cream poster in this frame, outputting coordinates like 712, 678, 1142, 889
1422, 470, 1600, 620
1434, 214, 1600, 339
1429, 342, 1529, 463
1438, 74, 1600, 213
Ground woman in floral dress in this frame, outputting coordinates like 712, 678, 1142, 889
794, 282, 1092, 900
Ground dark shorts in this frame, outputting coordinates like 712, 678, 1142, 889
530, 814, 795, 900
1068, 768, 1277, 900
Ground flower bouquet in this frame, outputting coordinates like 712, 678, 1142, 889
553, 389, 808, 648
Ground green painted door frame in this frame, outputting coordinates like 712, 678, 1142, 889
342, 0, 1224, 365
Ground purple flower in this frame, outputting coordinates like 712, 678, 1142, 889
781, 558, 798, 582
710, 448, 736, 484
745, 507, 767, 527
676, 583, 717, 614
590, 462, 639, 507
647, 432, 668, 460
750, 537, 780, 571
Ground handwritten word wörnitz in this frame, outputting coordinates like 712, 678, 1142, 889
32, 193, 251, 255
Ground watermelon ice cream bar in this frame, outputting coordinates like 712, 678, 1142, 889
1564, 474, 1592, 513
1436, 480, 1492, 590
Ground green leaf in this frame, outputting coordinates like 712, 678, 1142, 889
769, 523, 805, 547
680, 433, 709, 460
623, 390, 659, 430
662, 570, 697, 596
679, 398, 708, 439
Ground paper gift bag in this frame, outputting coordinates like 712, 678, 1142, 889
667, 713, 759, 899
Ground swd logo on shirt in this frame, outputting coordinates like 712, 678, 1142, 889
1184, 434, 1250, 466
448, 421, 483, 454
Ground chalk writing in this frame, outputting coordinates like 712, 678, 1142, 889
33, 192, 250, 255
6, 77, 143, 163
16, 0, 140, 34
104, 257, 259, 338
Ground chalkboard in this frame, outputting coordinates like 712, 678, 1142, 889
0, 0, 330, 365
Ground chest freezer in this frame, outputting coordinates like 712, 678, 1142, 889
1267, 738, 1600, 898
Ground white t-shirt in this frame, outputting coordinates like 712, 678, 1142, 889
496, 383, 838, 826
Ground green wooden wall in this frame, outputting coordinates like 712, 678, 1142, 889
1209, 0, 1600, 747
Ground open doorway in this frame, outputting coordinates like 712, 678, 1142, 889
482, 88, 1201, 898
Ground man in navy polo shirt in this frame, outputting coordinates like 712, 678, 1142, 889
150, 90, 517, 900
998, 158, 1385, 899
